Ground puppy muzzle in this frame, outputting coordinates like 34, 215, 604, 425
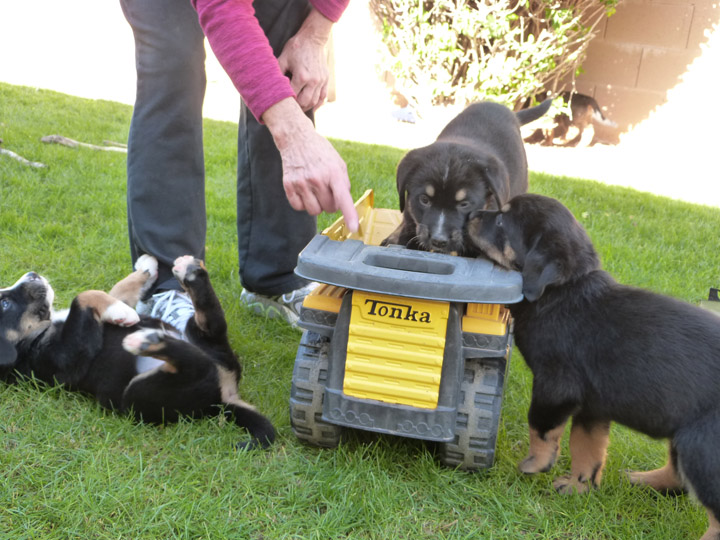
428, 230, 464, 254
5, 272, 55, 310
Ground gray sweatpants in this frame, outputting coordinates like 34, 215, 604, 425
120, 0, 316, 297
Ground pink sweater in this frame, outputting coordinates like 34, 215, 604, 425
192, 0, 349, 121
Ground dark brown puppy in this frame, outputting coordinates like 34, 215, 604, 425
0, 255, 275, 450
381, 99, 551, 255
467, 193, 720, 540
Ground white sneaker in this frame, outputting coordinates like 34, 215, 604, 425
240, 283, 318, 328
137, 289, 195, 336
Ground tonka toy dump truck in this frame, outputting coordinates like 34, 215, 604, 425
289, 190, 523, 470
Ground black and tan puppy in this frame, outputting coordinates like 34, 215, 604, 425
523, 92, 620, 147
558, 91, 619, 147
467, 193, 720, 539
0, 255, 275, 450
381, 99, 552, 255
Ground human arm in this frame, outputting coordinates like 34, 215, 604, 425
263, 97, 358, 231
192, 0, 294, 121
277, 8, 333, 112
192, 0, 349, 119
191, 0, 357, 231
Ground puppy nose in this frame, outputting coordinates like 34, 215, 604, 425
430, 237, 448, 250
26, 272, 40, 281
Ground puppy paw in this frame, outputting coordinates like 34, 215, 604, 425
172, 255, 205, 284
134, 255, 159, 298
135, 254, 159, 279
553, 475, 591, 495
626, 469, 651, 486
102, 301, 140, 327
122, 328, 166, 355
519, 453, 556, 475
626, 466, 685, 493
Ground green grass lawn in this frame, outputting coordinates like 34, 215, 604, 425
1, 82, 719, 538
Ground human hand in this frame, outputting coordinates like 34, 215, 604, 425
277, 9, 333, 112
263, 98, 359, 232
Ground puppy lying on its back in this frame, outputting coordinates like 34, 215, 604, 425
0, 255, 275, 450
467, 193, 720, 540
381, 99, 551, 255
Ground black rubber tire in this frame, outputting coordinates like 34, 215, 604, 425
439, 357, 505, 470
289, 330, 342, 447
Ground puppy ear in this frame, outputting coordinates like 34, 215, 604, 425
468, 209, 483, 221
483, 157, 511, 210
0, 336, 18, 367
521, 247, 561, 302
396, 151, 419, 212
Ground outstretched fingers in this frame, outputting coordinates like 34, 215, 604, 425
281, 142, 358, 232
333, 182, 359, 232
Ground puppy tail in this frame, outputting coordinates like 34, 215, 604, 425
516, 98, 553, 126
223, 400, 276, 451
592, 108, 618, 128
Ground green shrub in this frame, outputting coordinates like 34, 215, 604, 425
370, 0, 617, 110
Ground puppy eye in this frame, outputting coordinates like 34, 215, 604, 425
457, 200, 472, 211
418, 194, 431, 207
1, 298, 11, 311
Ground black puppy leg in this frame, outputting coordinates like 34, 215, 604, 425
122, 327, 213, 375
519, 387, 578, 474
627, 443, 685, 494
519, 422, 567, 474
519, 405, 572, 474
171, 256, 227, 339
519, 374, 579, 474
553, 418, 610, 494
122, 327, 275, 448
121, 328, 221, 422
171, 256, 241, 377
673, 417, 720, 540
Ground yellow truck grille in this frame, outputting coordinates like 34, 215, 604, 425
462, 303, 510, 336
343, 291, 450, 409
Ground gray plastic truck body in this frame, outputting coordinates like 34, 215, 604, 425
295, 235, 523, 304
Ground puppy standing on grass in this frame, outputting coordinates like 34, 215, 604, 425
467, 193, 720, 540
0, 255, 275, 450
381, 99, 551, 255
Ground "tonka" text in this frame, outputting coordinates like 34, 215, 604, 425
364, 298, 431, 323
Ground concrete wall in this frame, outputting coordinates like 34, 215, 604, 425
575, 0, 720, 129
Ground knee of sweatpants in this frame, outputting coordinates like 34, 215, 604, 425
124, 0, 206, 78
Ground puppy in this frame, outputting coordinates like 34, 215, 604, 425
0, 255, 275, 450
466, 193, 720, 539
523, 92, 620, 147
381, 99, 551, 255
557, 91, 619, 147
523, 113, 572, 146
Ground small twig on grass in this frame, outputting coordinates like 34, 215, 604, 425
41, 134, 127, 153
103, 140, 128, 149
0, 147, 47, 168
